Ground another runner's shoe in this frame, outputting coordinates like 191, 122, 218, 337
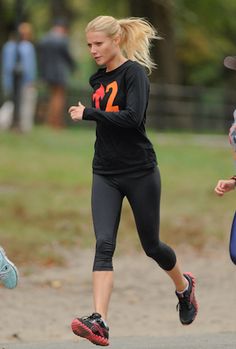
0, 247, 18, 289
176, 272, 198, 325
71, 312, 109, 346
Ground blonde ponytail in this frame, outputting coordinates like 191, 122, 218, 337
118, 18, 160, 74
86, 16, 160, 74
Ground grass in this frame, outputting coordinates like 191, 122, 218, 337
0, 126, 234, 266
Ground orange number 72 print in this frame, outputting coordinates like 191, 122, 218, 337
92, 81, 120, 112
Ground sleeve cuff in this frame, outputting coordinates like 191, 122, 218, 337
82, 107, 96, 121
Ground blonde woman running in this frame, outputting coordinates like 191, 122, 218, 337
69, 15, 198, 346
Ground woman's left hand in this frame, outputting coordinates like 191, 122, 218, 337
214, 179, 235, 196
68, 102, 85, 121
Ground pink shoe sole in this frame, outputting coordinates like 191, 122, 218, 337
71, 318, 109, 346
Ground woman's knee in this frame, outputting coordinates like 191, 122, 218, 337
144, 241, 176, 271
93, 238, 116, 271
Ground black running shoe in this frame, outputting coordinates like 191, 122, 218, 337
175, 272, 198, 325
71, 312, 109, 346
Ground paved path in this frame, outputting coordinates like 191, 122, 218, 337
2, 333, 236, 349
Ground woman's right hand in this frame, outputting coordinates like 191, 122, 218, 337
68, 102, 85, 121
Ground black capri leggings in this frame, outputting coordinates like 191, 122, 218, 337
92, 166, 176, 272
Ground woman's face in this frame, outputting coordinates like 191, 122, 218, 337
86, 30, 120, 67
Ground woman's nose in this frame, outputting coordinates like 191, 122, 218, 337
91, 46, 96, 54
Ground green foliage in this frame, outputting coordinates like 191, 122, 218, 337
1, 1, 236, 89
174, 0, 236, 85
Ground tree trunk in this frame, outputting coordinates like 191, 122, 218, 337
128, 0, 179, 84
50, 0, 74, 23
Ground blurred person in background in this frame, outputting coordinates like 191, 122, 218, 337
38, 18, 75, 129
69, 15, 198, 347
0, 247, 18, 289
0, 22, 37, 132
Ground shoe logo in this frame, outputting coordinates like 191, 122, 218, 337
91, 323, 105, 337
0, 264, 10, 278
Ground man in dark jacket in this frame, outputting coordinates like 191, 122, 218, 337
38, 18, 75, 128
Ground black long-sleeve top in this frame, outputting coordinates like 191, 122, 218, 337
83, 60, 157, 175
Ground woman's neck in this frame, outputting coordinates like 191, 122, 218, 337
106, 55, 128, 72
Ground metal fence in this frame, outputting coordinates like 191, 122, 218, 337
38, 83, 236, 132
147, 83, 236, 132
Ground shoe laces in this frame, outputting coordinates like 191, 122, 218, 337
83, 313, 108, 330
176, 291, 192, 311
82, 313, 100, 321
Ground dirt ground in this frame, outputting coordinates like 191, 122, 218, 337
1, 242, 236, 345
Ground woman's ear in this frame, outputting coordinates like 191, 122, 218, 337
113, 35, 121, 46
